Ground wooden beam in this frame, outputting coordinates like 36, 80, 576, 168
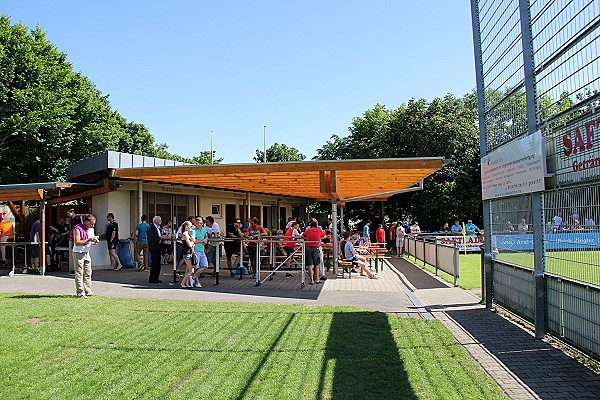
47, 184, 115, 205
7, 201, 24, 222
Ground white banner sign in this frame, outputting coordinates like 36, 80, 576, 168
481, 131, 545, 200
436, 235, 483, 252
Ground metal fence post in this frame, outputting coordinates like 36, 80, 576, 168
519, 0, 545, 339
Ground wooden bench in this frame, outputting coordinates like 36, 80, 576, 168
338, 257, 357, 279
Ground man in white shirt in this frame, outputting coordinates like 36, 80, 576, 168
396, 223, 406, 258
204, 216, 221, 271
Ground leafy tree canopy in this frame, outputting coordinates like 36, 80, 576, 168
0, 16, 217, 184
254, 143, 306, 163
314, 95, 482, 231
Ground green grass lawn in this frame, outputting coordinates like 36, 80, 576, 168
496, 250, 600, 285
408, 254, 483, 291
411, 249, 600, 290
0, 293, 506, 400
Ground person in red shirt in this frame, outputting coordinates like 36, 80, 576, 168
245, 217, 267, 274
302, 220, 325, 285
283, 222, 301, 277
375, 224, 386, 246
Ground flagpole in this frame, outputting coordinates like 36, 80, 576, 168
462, 221, 467, 255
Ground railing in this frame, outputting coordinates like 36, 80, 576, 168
405, 235, 459, 286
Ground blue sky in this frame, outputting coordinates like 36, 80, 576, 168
4, 1, 476, 163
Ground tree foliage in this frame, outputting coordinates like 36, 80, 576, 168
254, 143, 306, 163
314, 96, 481, 231
0, 16, 216, 184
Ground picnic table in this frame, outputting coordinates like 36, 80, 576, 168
359, 243, 388, 273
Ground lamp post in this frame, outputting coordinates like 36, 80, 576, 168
263, 125, 267, 163
211, 129, 214, 164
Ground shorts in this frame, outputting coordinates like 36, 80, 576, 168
176, 242, 186, 261
31, 243, 40, 258
194, 251, 208, 268
107, 240, 118, 250
283, 246, 295, 256
305, 246, 321, 266
396, 237, 405, 247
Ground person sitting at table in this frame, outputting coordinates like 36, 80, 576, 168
345, 235, 378, 279
375, 224, 386, 246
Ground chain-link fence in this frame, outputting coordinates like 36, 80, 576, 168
472, 0, 600, 358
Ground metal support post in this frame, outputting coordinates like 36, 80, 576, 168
519, 0, 545, 339
331, 201, 338, 275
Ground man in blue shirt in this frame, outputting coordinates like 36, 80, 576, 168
362, 220, 372, 244
465, 219, 479, 236
134, 215, 149, 270
451, 220, 463, 235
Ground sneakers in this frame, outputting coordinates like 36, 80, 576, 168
77, 294, 88, 299
369, 274, 379, 279
189, 276, 195, 287
285, 273, 294, 278
22, 268, 29, 274
319, 276, 327, 281
195, 282, 202, 288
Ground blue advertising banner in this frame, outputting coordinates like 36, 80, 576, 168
494, 233, 600, 251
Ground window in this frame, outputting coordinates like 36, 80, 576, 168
211, 204, 221, 216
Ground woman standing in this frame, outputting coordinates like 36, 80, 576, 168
179, 221, 195, 288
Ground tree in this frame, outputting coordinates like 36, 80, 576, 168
0, 16, 218, 184
254, 143, 306, 163
314, 96, 482, 231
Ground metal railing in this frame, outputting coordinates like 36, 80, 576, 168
405, 235, 459, 286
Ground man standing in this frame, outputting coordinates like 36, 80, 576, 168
362, 220, 372, 244
396, 223, 406, 258
224, 219, 244, 276
147, 215, 164, 283
72, 214, 99, 299
134, 215, 149, 271
375, 224, 386, 245
204, 216, 221, 272
106, 213, 123, 270
0, 213, 14, 265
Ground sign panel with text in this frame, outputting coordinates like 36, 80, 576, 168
481, 131, 546, 200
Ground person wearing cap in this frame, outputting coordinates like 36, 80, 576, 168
0, 213, 14, 265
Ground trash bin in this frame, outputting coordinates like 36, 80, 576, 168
119, 239, 134, 268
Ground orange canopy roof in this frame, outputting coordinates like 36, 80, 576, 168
112, 158, 447, 202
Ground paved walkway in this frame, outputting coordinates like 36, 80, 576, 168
388, 256, 600, 400
2, 258, 600, 399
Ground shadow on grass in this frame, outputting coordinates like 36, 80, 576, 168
9, 294, 72, 299
317, 311, 416, 399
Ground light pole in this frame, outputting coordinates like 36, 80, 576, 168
263, 125, 267, 163
211, 129, 214, 164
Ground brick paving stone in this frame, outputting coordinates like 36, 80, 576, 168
388, 257, 600, 400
